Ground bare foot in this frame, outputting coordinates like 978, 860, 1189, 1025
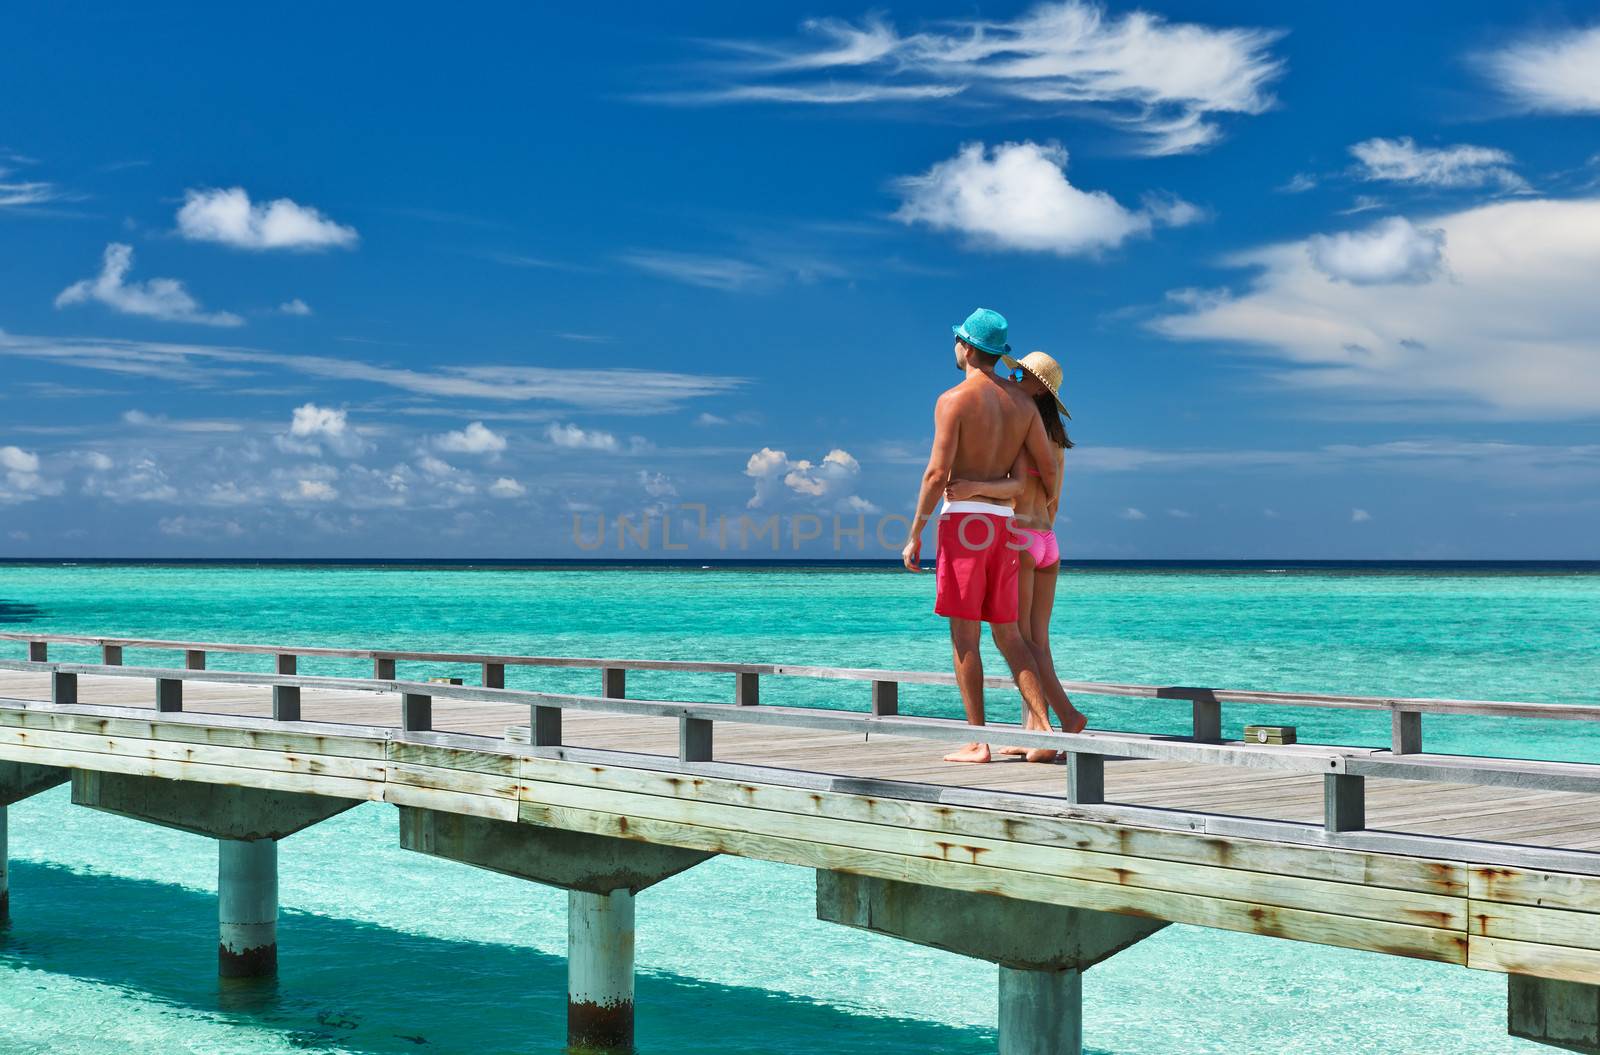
944, 742, 992, 763
1055, 707, 1088, 734
1025, 748, 1060, 764
996, 744, 1028, 756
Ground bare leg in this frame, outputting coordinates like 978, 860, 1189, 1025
998, 551, 1043, 756
990, 621, 1056, 763
1030, 562, 1086, 734
944, 617, 990, 763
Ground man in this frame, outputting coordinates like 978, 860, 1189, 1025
901, 307, 1081, 763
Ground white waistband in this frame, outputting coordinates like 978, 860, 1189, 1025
940, 500, 1014, 517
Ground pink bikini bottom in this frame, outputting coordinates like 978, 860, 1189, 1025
1018, 528, 1060, 569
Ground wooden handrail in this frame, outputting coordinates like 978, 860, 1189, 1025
4, 631, 1597, 723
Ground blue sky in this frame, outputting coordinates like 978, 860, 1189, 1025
2, 1, 1599, 559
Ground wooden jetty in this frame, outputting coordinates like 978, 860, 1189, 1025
4, 632, 1600, 1053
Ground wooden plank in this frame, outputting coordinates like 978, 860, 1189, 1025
516, 754, 1469, 894
518, 775, 1467, 930
1473, 866, 1600, 913
1350, 754, 1600, 795
388, 740, 517, 776
0, 726, 387, 782
519, 800, 1468, 964
0, 704, 391, 759
1473, 901, 1600, 952
386, 760, 518, 799
0, 740, 380, 801
383, 781, 519, 822
1470, 935, 1600, 984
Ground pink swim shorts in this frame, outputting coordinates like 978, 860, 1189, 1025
1019, 528, 1060, 569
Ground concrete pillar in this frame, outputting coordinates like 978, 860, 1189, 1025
817, 872, 1166, 1055
218, 839, 278, 977
568, 888, 636, 1053
1510, 974, 1600, 1053
0, 805, 8, 926
999, 965, 1082, 1055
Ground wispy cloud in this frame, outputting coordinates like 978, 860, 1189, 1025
0, 330, 746, 413
1480, 25, 1600, 115
55, 243, 243, 326
1306, 217, 1446, 285
1349, 137, 1526, 192
650, 2, 1286, 155
1152, 197, 1600, 419
122, 409, 243, 433
177, 187, 358, 250
620, 250, 773, 291
546, 422, 620, 451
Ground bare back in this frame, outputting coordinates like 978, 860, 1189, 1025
937, 372, 1039, 489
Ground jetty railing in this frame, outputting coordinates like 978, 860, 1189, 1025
5, 631, 1600, 872
5, 631, 1596, 757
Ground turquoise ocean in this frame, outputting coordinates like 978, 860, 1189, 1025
1, 561, 1598, 1054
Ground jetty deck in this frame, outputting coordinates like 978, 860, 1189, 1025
4, 632, 1600, 1054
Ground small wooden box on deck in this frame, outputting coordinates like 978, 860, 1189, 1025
1243, 725, 1296, 745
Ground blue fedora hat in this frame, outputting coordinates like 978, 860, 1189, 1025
951, 307, 1011, 357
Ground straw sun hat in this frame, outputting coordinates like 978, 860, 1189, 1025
1003, 351, 1070, 419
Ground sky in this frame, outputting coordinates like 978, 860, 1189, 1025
2, 0, 1600, 559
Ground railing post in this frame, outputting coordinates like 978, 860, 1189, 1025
871, 679, 899, 717
156, 678, 183, 713
1391, 711, 1422, 755
101, 644, 123, 666
272, 653, 301, 722
533, 704, 563, 747
679, 717, 713, 762
1066, 753, 1104, 805
26, 641, 46, 662
52, 671, 78, 706
401, 693, 432, 733
1192, 692, 1222, 742
602, 667, 626, 699
736, 671, 759, 706
374, 656, 396, 680
185, 649, 206, 670
1324, 773, 1365, 832
482, 663, 506, 689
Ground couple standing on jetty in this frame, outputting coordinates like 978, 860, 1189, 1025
902, 307, 1086, 764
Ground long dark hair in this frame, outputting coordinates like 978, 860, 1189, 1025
1035, 394, 1073, 449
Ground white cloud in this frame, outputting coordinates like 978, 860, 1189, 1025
1119, 507, 1147, 520
695, 412, 730, 427
488, 477, 526, 498
1306, 217, 1446, 286
894, 141, 1159, 255
0, 331, 745, 414
292, 479, 338, 502
159, 515, 245, 538
55, 243, 242, 326
122, 409, 243, 433
1166, 508, 1194, 519
1281, 173, 1317, 193
0, 171, 62, 208
667, 1, 1284, 155
1482, 26, 1600, 114
1351, 508, 1372, 523
545, 422, 620, 451
279, 298, 312, 316
1349, 137, 1525, 191
276, 402, 370, 457
0, 444, 54, 504
638, 470, 677, 498
177, 187, 358, 250
746, 446, 870, 509
434, 421, 507, 455
621, 251, 772, 291
1153, 198, 1600, 419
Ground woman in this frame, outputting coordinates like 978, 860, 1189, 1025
945, 350, 1084, 739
